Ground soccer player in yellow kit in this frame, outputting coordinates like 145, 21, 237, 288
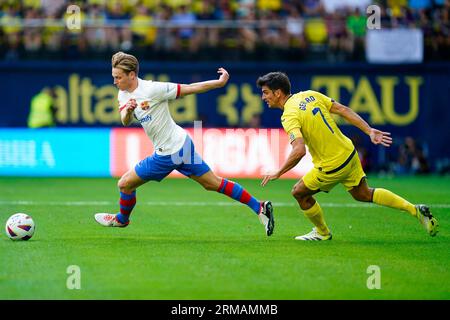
257, 72, 439, 240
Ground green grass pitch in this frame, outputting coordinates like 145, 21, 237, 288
0, 176, 449, 299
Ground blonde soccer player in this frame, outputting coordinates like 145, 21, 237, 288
94, 52, 274, 236
257, 71, 438, 240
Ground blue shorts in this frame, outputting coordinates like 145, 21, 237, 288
135, 135, 211, 182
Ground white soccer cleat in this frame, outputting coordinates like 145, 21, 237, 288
258, 201, 275, 236
295, 227, 332, 241
94, 213, 129, 228
415, 205, 438, 237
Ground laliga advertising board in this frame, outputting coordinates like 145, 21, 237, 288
0, 128, 312, 178
0, 128, 110, 177
110, 128, 314, 178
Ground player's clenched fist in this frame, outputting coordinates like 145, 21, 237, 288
125, 99, 137, 114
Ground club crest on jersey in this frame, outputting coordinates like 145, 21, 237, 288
140, 101, 150, 110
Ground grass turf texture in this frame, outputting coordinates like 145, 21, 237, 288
0, 176, 449, 299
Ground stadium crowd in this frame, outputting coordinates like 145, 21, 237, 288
0, 0, 449, 61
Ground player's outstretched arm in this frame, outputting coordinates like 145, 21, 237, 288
178, 67, 229, 97
261, 138, 306, 187
330, 101, 392, 147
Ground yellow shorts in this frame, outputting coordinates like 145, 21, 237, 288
302, 152, 366, 192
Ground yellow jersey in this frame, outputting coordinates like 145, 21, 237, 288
281, 90, 355, 172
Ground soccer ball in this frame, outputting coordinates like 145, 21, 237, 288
5, 213, 36, 241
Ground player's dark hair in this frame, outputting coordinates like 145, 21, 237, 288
256, 72, 291, 95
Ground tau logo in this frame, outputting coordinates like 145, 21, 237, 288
139, 115, 152, 124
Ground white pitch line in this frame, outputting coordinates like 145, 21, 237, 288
0, 200, 449, 208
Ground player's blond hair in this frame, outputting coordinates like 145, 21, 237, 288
111, 51, 139, 76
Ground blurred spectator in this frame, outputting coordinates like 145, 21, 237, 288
0, 0, 449, 62
42, 11, 65, 57
236, 1, 258, 55
393, 136, 430, 175
23, 8, 43, 57
323, 0, 371, 14
85, 4, 108, 52
105, 1, 132, 51
285, 4, 306, 53
325, 10, 350, 62
1, 6, 22, 60
165, 0, 192, 9
257, 0, 282, 12
302, 0, 325, 17
259, 9, 288, 56
346, 8, 367, 60
154, 5, 175, 53
130, 5, 157, 48
304, 16, 328, 54
40, 0, 66, 17
387, 0, 408, 19
23, 0, 43, 10
170, 4, 200, 53
409, 0, 432, 10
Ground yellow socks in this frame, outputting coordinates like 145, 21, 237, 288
303, 202, 330, 236
373, 188, 416, 216
301, 189, 416, 236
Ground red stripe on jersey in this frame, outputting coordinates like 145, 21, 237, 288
119, 104, 127, 112
176, 84, 181, 99
239, 190, 252, 204
224, 181, 234, 196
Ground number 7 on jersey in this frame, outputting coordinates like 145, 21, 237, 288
312, 107, 334, 133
